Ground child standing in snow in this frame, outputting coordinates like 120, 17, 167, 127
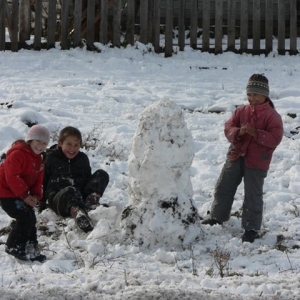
0, 124, 50, 262
40, 126, 109, 233
202, 74, 283, 243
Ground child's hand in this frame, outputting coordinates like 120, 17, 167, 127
24, 195, 38, 207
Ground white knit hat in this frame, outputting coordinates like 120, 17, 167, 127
25, 124, 50, 144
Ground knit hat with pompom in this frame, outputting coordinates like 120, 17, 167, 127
25, 124, 50, 145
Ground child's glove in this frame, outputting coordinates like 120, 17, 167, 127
38, 200, 47, 213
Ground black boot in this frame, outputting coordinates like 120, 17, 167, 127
241, 230, 259, 243
201, 218, 223, 226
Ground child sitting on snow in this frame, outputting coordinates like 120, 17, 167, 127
40, 126, 109, 233
0, 124, 50, 262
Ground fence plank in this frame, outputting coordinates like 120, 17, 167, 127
189, 0, 197, 49
140, 0, 148, 44
113, 0, 121, 47
215, 0, 223, 54
265, 0, 273, 53
240, 0, 248, 52
153, 0, 160, 53
165, 0, 173, 57
202, 0, 210, 51
100, 0, 108, 44
61, 0, 70, 50
253, 0, 261, 53
34, 0, 43, 50
0, 0, 5, 50
289, 0, 297, 54
73, 0, 82, 47
86, 0, 95, 50
19, 0, 31, 42
178, 0, 185, 51
11, 0, 19, 52
47, 0, 56, 49
277, 0, 286, 54
227, 0, 236, 51
126, 0, 135, 45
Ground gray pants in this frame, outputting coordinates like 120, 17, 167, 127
210, 157, 267, 230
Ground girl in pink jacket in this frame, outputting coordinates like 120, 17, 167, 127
0, 124, 50, 261
202, 74, 283, 243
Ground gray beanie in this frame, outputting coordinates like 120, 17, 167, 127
25, 124, 50, 144
246, 74, 269, 97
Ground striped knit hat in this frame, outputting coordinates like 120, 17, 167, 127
246, 74, 269, 97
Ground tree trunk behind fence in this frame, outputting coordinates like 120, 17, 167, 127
61, 0, 70, 50
86, 0, 95, 50
73, 0, 82, 48
126, 0, 135, 45
153, 0, 160, 53
253, 0, 261, 53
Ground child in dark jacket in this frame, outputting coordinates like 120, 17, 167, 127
0, 124, 50, 262
202, 74, 283, 243
41, 126, 109, 233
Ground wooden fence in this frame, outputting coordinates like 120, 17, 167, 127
0, 0, 298, 56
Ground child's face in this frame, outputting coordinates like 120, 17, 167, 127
30, 140, 48, 154
58, 135, 81, 159
247, 93, 266, 106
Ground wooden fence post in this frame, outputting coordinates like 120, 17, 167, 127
126, 0, 135, 46
253, 0, 261, 53
227, 0, 236, 52
164, 0, 173, 57
289, 0, 297, 54
240, 0, 248, 52
265, 0, 273, 54
278, 0, 286, 54
86, 0, 95, 50
178, 0, 185, 51
100, 0, 108, 44
19, 0, 31, 43
113, 0, 121, 47
202, 0, 210, 52
189, 0, 197, 50
47, 0, 57, 49
34, 0, 43, 50
61, 0, 70, 50
11, 0, 19, 52
140, 0, 148, 44
153, 0, 160, 53
0, 0, 5, 51
73, 0, 82, 48
215, 0, 223, 54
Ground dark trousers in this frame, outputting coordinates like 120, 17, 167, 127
48, 169, 109, 217
0, 198, 37, 250
211, 157, 267, 230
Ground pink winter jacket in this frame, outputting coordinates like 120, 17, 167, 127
225, 101, 283, 171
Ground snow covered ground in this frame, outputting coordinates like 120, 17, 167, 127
1, 40, 300, 299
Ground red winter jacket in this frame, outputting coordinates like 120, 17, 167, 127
225, 101, 283, 171
0, 140, 44, 200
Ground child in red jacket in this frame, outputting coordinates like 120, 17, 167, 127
0, 124, 50, 262
202, 74, 283, 243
